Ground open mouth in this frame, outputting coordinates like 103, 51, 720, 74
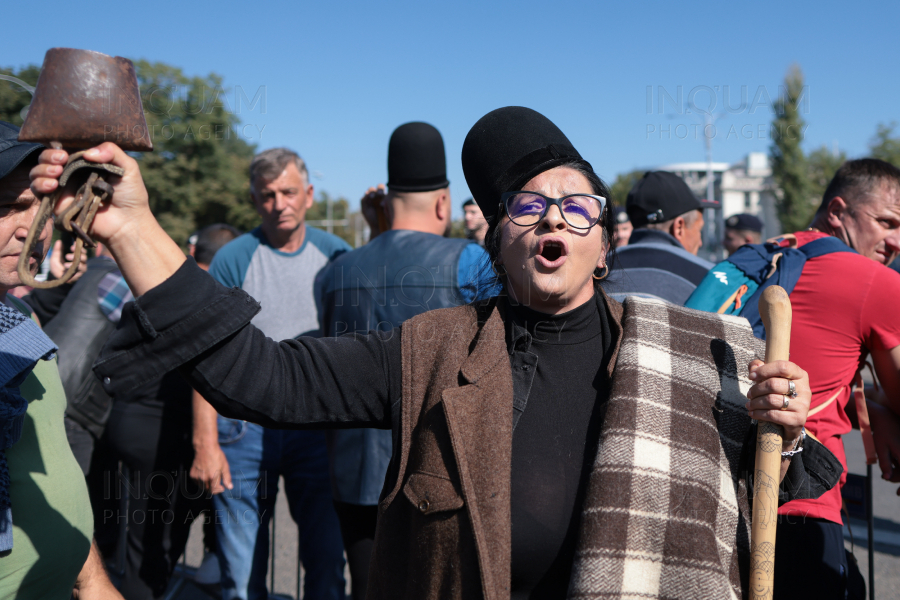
536, 237, 568, 267
541, 242, 563, 262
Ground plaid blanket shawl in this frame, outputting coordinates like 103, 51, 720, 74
569, 296, 764, 600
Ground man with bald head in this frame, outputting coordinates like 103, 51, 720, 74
316, 122, 491, 599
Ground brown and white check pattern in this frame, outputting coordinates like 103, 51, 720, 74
569, 296, 764, 599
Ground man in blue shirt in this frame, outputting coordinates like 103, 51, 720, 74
194, 148, 349, 600
605, 171, 715, 304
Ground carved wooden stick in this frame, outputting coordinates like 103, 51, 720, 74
750, 285, 792, 600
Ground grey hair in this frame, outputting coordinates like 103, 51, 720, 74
642, 208, 701, 232
249, 148, 309, 194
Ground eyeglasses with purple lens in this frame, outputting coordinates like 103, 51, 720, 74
500, 191, 606, 229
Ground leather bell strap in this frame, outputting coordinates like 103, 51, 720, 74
852, 367, 878, 466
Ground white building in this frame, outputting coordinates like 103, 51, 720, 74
658, 152, 782, 243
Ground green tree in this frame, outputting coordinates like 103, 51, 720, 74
0, 65, 40, 125
807, 145, 846, 208
134, 60, 259, 246
869, 121, 900, 167
305, 191, 359, 247
608, 169, 644, 211
448, 220, 468, 239
770, 65, 814, 232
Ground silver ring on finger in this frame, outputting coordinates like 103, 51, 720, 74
787, 380, 797, 398
781, 395, 790, 411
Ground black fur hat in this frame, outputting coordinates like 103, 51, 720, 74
461, 107, 590, 220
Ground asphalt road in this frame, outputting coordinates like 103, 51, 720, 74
170, 430, 900, 600
176, 478, 320, 599
842, 429, 900, 599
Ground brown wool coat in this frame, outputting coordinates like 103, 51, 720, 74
365, 296, 623, 600
362, 293, 840, 600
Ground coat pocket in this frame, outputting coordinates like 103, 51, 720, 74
402, 471, 464, 516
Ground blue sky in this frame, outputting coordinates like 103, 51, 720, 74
6, 1, 899, 216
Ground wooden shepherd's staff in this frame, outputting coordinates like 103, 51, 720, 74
751, 285, 792, 600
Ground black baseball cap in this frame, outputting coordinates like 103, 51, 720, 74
0, 121, 43, 181
613, 206, 630, 224
725, 213, 763, 233
387, 122, 449, 192
626, 171, 717, 228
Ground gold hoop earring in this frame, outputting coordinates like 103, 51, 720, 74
593, 265, 609, 280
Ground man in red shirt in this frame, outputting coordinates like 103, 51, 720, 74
773, 158, 900, 599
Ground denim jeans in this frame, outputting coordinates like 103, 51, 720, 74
214, 418, 346, 600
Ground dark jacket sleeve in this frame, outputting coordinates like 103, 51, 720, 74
94, 259, 400, 430
739, 423, 844, 505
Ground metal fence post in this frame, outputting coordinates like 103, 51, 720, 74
866, 464, 874, 600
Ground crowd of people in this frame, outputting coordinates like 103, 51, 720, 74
0, 103, 896, 600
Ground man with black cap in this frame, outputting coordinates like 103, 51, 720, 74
315, 121, 490, 599
604, 170, 714, 304
723, 212, 763, 254
0, 122, 121, 598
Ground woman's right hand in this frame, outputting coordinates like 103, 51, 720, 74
30, 142, 186, 296
30, 142, 153, 249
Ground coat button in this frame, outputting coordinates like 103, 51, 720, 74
103, 377, 111, 385
418, 499, 430, 513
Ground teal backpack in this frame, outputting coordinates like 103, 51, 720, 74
685, 235, 855, 339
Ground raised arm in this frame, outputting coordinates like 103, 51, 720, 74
91, 250, 400, 430
32, 142, 399, 429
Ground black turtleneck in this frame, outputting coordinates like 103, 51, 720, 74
507, 296, 613, 600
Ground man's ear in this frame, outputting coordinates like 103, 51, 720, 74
669, 216, 686, 244
825, 196, 848, 230
304, 184, 315, 209
435, 191, 449, 221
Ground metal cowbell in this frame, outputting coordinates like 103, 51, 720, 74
18, 47, 152, 151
